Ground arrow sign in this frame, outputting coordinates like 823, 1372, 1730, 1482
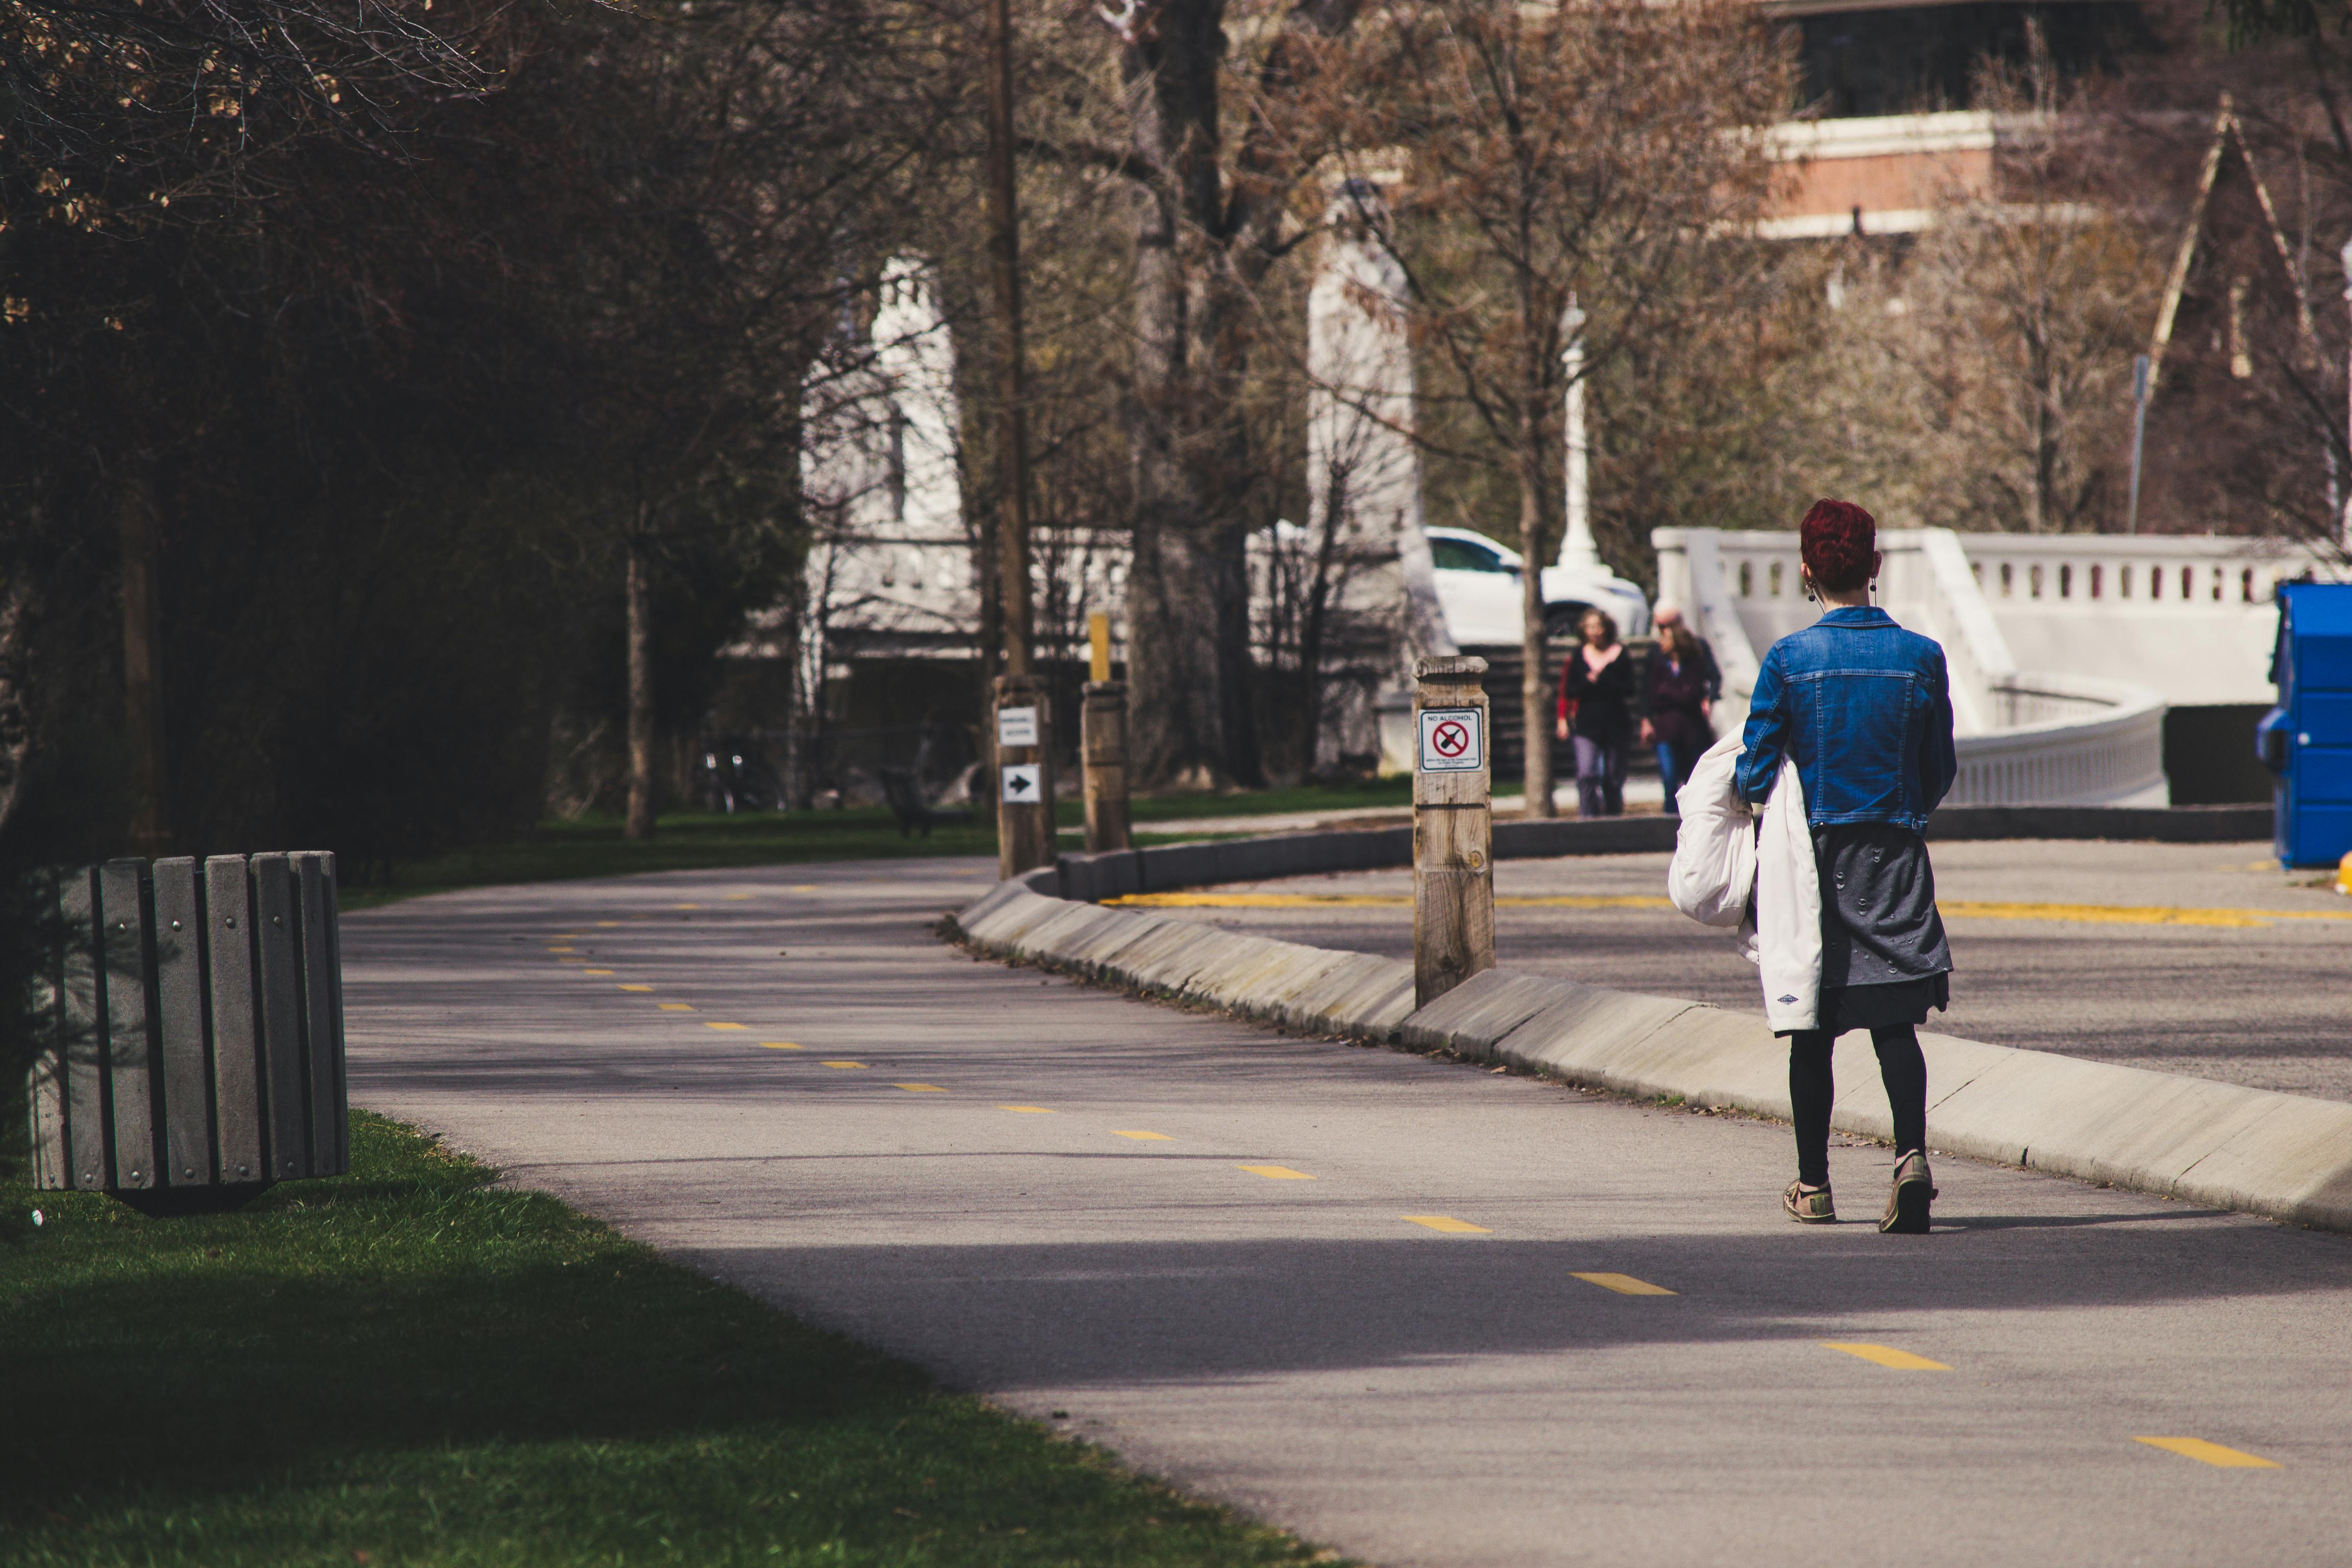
1001, 763, 1041, 802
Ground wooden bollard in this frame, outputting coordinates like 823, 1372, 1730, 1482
1413, 655, 1494, 1007
1081, 684, 1131, 852
1081, 612, 1131, 853
994, 673, 1056, 877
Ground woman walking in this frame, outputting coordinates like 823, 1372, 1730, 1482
1556, 607, 1634, 818
1640, 619, 1715, 815
1739, 500, 1957, 1234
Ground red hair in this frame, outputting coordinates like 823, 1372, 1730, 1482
1799, 499, 1875, 594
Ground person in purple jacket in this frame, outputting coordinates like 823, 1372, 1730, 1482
1639, 611, 1717, 814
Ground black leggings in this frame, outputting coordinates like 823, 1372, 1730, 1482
1788, 1025, 1926, 1187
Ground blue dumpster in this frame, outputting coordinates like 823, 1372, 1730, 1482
2260, 582, 2352, 867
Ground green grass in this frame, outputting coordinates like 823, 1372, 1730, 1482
0, 1114, 1340, 1567
341, 782, 1414, 912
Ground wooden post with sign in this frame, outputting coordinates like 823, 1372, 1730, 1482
1413, 655, 1494, 1007
1080, 612, 1131, 853
994, 673, 1054, 878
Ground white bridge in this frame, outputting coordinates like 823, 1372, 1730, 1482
1657, 527, 2335, 807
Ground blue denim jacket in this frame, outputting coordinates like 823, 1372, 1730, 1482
1736, 606, 1958, 830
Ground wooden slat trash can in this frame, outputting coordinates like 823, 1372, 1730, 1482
25, 851, 349, 1209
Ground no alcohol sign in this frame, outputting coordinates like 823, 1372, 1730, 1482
1417, 707, 1484, 772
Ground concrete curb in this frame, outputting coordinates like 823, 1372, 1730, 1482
954, 882, 2352, 1236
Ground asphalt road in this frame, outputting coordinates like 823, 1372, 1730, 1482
1142, 838, 2352, 1104
344, 856, 2352, 1568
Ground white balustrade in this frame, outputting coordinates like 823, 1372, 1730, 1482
1652, 526, 2230, 806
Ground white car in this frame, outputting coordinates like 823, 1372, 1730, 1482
1425, 526, 1651, 646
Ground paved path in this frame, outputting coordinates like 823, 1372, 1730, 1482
344, 857, 2352, 1568
1143, 839, 2352, 1103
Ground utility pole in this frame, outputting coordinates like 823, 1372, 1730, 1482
985, 0, 1054, 876
2127, 353, 2150, 537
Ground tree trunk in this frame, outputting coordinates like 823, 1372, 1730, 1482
118, 473, 170, 854
1118, 0, 1271, 791
1516, 418, 1555, 817
1128, 503, 1230, 790
1212, 519, 1263, 786
625, 530, 657, 840
1123, 192, 1243, 786
1297, 481, 1343, 778
0, 570, 37, 838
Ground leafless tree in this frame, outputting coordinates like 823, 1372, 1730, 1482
1338, 0, 1787, 810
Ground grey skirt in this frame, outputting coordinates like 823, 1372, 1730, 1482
1779, 822, 1952, 1037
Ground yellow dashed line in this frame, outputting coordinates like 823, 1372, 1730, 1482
546, 946, 578, 952
618, 985, 654, 993
723, 893, 753, 901
998, 1105, 1055, 1114
894, 1083, 947, 1092
673, 903, 701, 911
1823, 1343, 1949, 1370
1573, 1271, 1676, 1295
2135, 1437, 2280, 1468
704, 1022, 747, 1031
790, 884, 820, 893
1113, 1130, 1172, 1141
761, 1042, 802, 1050
583, 969, 615, 976
657, 1003, 695, 1013
1238, 1164, 1315, 1180
595, 921, 621, 928
1404, 1215, 1491, 1234
822, 1061, 867, 1070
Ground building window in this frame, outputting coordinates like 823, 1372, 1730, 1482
2213, 569, 2224, 601
2243, 568, 2257, 603
2030, 564, 2044, 599
2121, 564, 2133, 598
1739, 560, 1753, 597
2000, 562, 2014, 597
2059, 564, 2072, 599
886, 406, 909, 522
1769, 560, 1783, 597
2090, 564, 2103, 599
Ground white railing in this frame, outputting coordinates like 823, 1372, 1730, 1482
1951, 675, 2169, 807
1654, 526, 2176, 806
1956, 533, 2325, 614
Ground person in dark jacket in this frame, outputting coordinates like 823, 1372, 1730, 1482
1649, 603, 1721, 702
1640, 617, 1715, 814
1739, 498, 1958, 1235
1555, 607, 1635, 817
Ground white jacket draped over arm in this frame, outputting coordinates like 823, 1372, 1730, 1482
1666, 731, 1822, 1033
